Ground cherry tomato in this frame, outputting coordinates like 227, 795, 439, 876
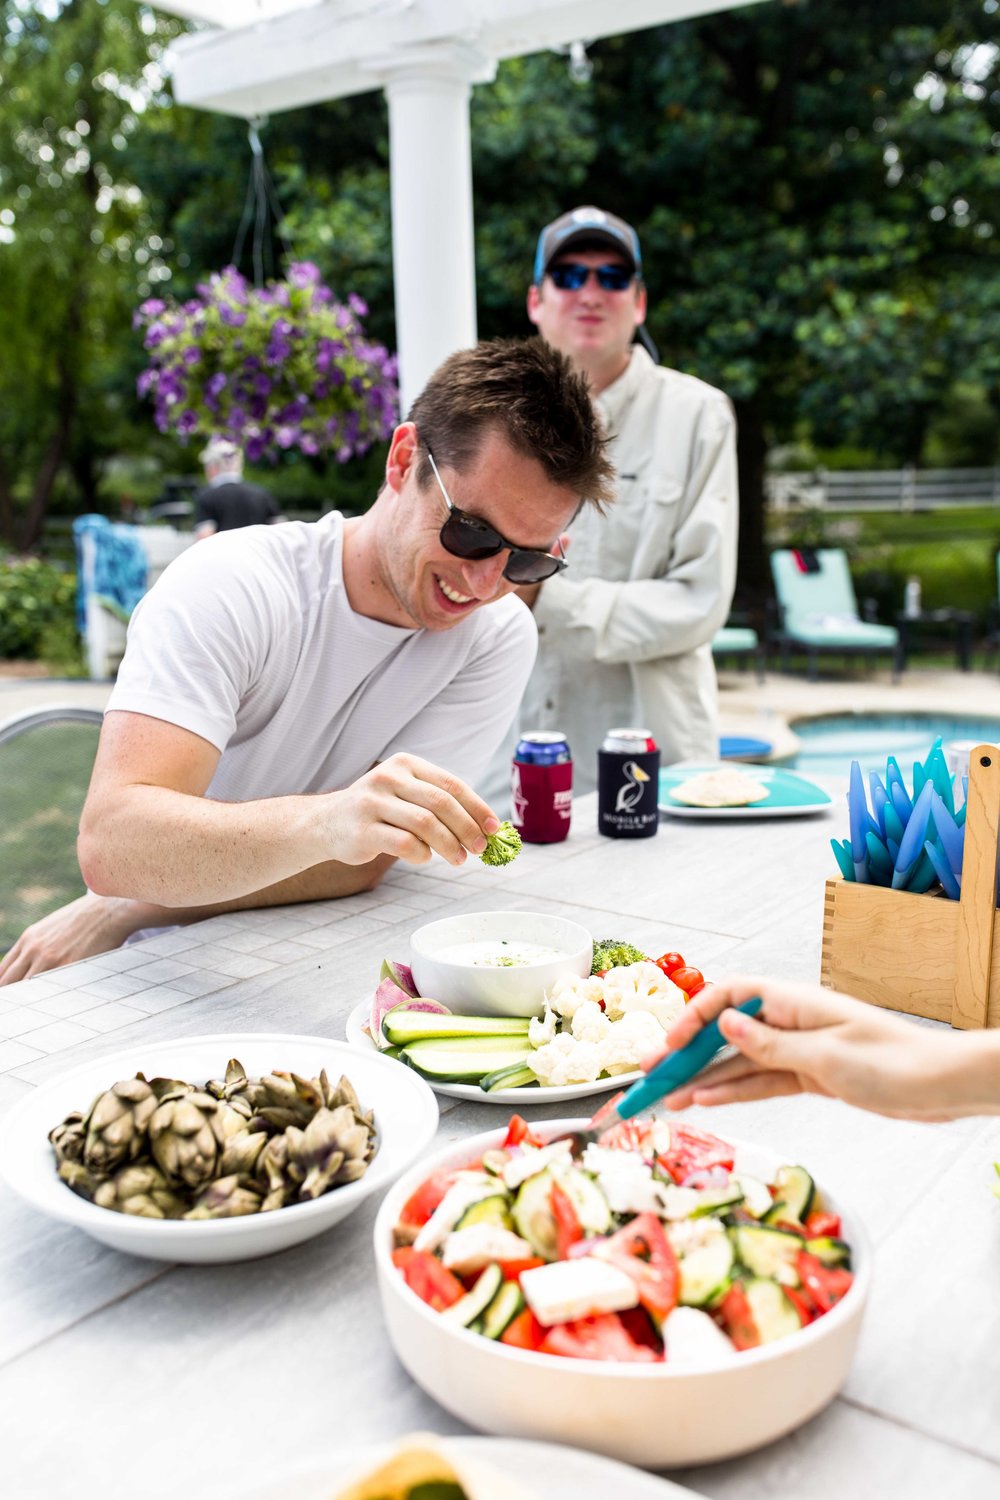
670, 966, 705, 995
500, 1308, 546, 1351
550, 1179, 584, 1260
391, 1248, 465, 1311
397, 1169, 456, 1229
591, 1211, 679, 1324
654, 952, 686, 978
540, 1313, 661, 1362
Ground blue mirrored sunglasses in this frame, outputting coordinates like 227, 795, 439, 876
548, 262, 635, 292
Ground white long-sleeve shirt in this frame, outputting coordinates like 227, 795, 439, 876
483, 346, 738, 803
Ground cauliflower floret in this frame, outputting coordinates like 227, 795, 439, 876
529, 1031, 603, 1086
546, 971, 605, 1020
602, 961, 686, 1028
597, 1009, 665, 1075
571, 999, 612, 1045
528, 1006, 559, 1048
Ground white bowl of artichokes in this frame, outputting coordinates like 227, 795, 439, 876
0, 1033, 439, 1263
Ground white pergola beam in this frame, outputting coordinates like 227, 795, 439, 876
167, 0, 767, 117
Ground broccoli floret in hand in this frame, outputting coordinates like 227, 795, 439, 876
591, 938, 648, 974
480, 820, 523, 867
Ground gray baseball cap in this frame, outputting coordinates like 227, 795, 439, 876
533, 206, 642, 284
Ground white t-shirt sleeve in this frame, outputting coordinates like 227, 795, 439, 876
381, 597, 538, 792
106, 537, 288, 751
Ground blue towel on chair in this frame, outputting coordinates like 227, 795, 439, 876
73, 516, 148, 633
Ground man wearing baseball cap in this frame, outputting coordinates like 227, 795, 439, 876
490, 205, 738, 795
194, 436, 283, 538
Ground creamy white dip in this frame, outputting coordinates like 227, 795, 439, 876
433, 939, 568, 969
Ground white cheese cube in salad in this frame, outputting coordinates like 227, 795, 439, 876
581, 1145, 666, 1217
412, 1173, 500, 1253
501, 1139, 573, 1192
520, 1256, 640, 1326
440, 1223, 535, 1276
662, 1306, 738, 1365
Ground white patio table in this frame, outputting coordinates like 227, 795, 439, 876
1, 789, 997, 1499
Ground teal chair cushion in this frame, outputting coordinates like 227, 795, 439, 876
712, 626, 759, 654
771, 549, 898, 649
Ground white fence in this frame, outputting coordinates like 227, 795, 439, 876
766, 467, 1000, 512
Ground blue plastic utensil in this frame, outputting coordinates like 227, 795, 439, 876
554, 998, 764, 1155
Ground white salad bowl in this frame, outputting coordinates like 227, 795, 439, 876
408, 910, 593, 1017
374, 1118, 871, 1469
0, 1033, 439, 1265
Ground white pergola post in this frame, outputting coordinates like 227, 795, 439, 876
371, 43, 497, 414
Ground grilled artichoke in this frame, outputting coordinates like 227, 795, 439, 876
81, 1076, 158, 1175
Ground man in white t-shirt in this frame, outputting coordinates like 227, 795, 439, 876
1, 339, 613, 982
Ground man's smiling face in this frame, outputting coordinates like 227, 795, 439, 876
375, 424, 579, 632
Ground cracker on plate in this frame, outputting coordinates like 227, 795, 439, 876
670, 768, 770, 808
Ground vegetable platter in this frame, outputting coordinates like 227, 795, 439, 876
346, 939, 712, 1103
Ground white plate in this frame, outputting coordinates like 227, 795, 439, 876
234, 1435, 696, 1500
345, 1000, 642, 1104
659, 761, 834, 819
0, 1033, 439, 1264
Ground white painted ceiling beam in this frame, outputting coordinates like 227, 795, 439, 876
165, 0, 767, 117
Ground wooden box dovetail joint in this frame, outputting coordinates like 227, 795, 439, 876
821, 743, 1000, 1029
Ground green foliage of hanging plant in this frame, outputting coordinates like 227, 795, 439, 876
135, 263, 399, 464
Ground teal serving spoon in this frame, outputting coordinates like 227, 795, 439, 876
553, 996, 764, 1157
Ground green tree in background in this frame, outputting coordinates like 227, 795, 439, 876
0, 0, 182, 549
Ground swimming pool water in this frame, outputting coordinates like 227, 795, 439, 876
788, 713, 1000, 779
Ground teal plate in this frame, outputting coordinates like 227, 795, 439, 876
659, 762, 834, 819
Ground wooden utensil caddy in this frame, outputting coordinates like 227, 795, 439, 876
821, 744, 1000, 1029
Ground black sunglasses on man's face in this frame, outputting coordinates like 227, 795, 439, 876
548, 262, 635, 292
426, 451, 569, 585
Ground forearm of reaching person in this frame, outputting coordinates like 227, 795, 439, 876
651, 974, 1000, 1122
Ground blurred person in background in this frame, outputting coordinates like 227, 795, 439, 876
194, 436, 283, 538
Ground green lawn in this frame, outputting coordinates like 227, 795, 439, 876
0, 722, 100, 951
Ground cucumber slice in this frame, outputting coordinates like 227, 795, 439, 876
481, 1062, 538, 1093
734, 1173, 774, 1219
743, 1277, 802, 1343
805, 1235, 852, 1269
402, 1036, 531, 1083
765, 1165, 815, 1224
731, 1225, 804, 1279
560, 1166, 612, 1236
442, 1262, 503, 1327
688, 1185, 745, 1219
455, 1195, 513, 1232
384, 1012, 530, 1046
482, 1280, 525, 1340
679, 1235, 735, 1307
481, 1148, 510, 1177
511, 1170, 560, 1258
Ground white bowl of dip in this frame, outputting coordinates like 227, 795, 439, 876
408, 910, 593, 1017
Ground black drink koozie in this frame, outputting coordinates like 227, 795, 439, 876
597, 748, 661, 838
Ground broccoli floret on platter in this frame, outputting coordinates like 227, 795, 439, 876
480, 820, 523, 867
591, 938, 648, 974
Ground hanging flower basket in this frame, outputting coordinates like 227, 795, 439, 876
135, 263, 398, 463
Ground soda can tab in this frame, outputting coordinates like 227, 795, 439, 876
597, 728, 660, 839
512, 732, 572, 844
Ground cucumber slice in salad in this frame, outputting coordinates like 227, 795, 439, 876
512, 1166, 611, 1259
455, 1195, 513, 1232
482, 1280, 525, 1340
442, 1262, 504, 1327
743, 1277, 802, 1342
731, 1224, 804, 1279
679, 1234, 735, 1307
764, 1164, 815, 1224
805, 1235, 852, 1269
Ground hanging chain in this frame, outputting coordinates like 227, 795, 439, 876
231, 114, 295, 285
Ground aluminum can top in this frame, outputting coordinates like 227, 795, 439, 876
601, 727, 658, 754
515, 732, 571, 765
